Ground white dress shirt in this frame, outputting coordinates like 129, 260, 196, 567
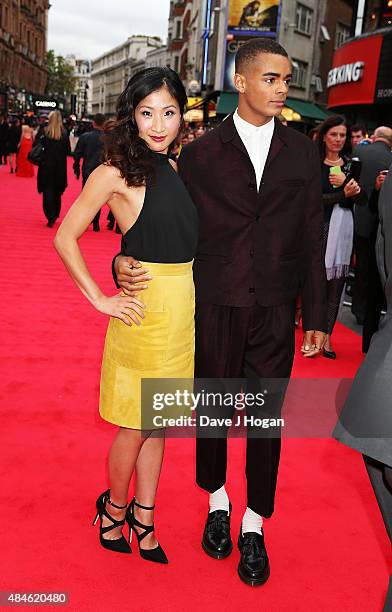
233, 109, 275, 191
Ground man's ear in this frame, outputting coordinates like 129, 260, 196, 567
233, 72, 246, 94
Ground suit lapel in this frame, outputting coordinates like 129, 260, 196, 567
219, 113, 287, 175
231, 130, 249, 159
263, 120, 285, 176
220, 113, 250, 161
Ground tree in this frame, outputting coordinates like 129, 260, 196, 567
45, 50, 76, 101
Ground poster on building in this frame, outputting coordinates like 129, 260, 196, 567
228, 0, 280, 35
223, 36, 252, 92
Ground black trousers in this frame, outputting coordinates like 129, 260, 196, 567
363, 455, 392, 610
195, 301, 295, 517
42, 188, 62, 223
82, 176, 100, 226
352, 234, 371, 323
364, 455, 392, 542
362, 232, 385, 353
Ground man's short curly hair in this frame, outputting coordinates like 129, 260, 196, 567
235, 38, 289, 73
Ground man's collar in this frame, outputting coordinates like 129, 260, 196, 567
233, 109, 274, 136
220, 112, 288, 145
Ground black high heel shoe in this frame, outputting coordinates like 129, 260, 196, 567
92, 490, 132, 554
126, 498, 168, 564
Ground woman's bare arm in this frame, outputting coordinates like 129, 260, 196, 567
54, 164, 145, 325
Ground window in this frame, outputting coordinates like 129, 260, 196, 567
291, 59, 308, 88
175, 19, 182, 39
335, 22, 351, 48
295, 3, 313, 35
174, 55, 179, 73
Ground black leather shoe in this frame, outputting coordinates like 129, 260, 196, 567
238, 529, 270, 586
202, 502, 232, 559
323, 347, 336, 359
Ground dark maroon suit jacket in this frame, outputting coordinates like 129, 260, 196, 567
177, 114, 327, 332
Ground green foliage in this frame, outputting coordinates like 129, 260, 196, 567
45, 50, 76, 99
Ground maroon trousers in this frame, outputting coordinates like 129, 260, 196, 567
195, 301, 296, 517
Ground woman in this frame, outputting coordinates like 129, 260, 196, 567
37, 110, 70, 227
7, 118, 21, 174
16, 119, 34, 178
316, 115, 366, 358
54, 67, 198, 563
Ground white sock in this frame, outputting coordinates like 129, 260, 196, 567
209, 485, 229, 513
242, 507, 263, 535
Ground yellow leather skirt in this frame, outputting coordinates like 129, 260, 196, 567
99, 261, 195, 429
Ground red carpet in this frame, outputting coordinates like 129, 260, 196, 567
0, 160, 390, 611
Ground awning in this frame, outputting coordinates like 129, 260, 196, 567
184, 109, 216, 122
216, 92, 238, 115
284, 98, 329, 121
216, 92, 329, 122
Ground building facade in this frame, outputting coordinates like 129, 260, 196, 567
145, 46, 170, 70
0, 0, 49, 113
66, 55, 92, 118
163, 1, 357, 127
91, 35, 163, 116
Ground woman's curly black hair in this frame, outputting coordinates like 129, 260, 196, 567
103, 67, 187, 187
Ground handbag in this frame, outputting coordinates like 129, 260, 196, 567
28, 136, 45, 166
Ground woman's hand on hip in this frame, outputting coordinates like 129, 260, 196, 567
93, 294, 145, 326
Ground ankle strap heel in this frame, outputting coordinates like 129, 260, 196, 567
92, 489, 131, 554
126, 497, 168, 564
132, 499, 155, 511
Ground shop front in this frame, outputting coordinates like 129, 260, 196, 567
327, 28, 392, 128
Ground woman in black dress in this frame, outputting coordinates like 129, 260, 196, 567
54, 68, 198, 563
6, 117, 21, 173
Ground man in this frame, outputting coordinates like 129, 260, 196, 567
114, 39, 327, 585
351, 127, 392, 325
361, 169, 389, 352
350, 123, 367, 149
73, 113, 105, 231
334, 162, 392, 611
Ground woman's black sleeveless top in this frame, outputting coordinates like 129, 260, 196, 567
121, 152, 198, 263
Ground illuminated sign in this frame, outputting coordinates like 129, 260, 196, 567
327, 62, 364, 88
34, 99, 57, 108
228, 0, 280, 36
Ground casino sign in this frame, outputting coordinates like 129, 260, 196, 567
33, 98, 58, 111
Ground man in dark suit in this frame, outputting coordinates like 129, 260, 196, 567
334, 162, 392, 611
113, 39, 327, 585
73, 113, 106, 231
351, 127, 392, 325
